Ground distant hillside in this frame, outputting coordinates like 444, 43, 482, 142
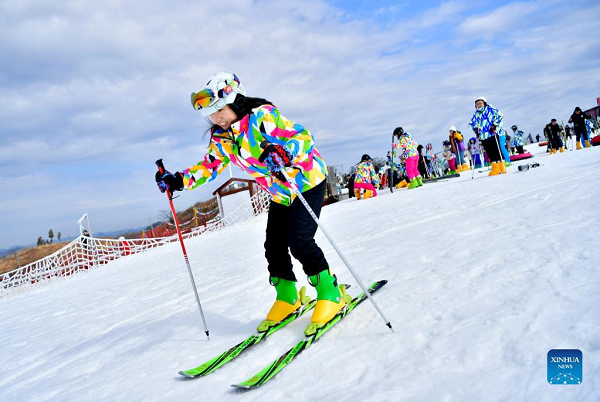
0, 246, 29, 259
0, 243, 68, 275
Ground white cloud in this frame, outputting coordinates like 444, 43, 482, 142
456, 1, 543, 39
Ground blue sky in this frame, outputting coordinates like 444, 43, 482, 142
1, 0, 599, 249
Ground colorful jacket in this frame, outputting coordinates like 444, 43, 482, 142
469, 104, 506, 140
450, 131, 466, 152
354, 161, 379, 186
585, 118, 594, 135
442, 149, 455, 161
468, 138, 482, 155
394, 163, 407, 178
182, 105, 327, 206
511, 130, 525, 147
393, 133, 419, 158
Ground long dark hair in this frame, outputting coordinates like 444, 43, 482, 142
203, 95, 273, 140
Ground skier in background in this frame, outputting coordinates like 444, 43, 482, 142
442, 140, 457, 174
346, 173, 355, 198
469, 96, 507, 176
468, 137, 484, 169
569, 107, 592, 149
392, 127, 423, 189
549, 119, 565, 153
449, 125, 468, 172
510, 125, 526, 154
394, 155, 410, 189
527, 133, 534, 144
154, 72, 350, 336
353, 154, 379, 200
416, 144, 429, 178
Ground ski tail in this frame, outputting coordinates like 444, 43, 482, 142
179, 299, 317, 378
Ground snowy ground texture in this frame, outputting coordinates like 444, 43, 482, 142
1, 145, 599, 402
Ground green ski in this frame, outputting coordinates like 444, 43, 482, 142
231, 280, 387, 389
179, 299, 317, 378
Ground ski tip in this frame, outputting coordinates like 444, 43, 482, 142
178, 371, 194, 378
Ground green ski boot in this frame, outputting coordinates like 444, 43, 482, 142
258, 277, 310, 333
304, 270, 352, 336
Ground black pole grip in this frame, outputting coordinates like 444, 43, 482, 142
155, 159, 166, 174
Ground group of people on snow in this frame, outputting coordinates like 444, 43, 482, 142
350, 98, 599, 198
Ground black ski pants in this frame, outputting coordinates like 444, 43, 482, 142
548, 132, 563, 150
482, 136, 503, 163
575, 128, 589, 143
264, 179, 328, 282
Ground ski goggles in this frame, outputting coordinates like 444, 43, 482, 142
191, 75, 241, 111
191, 88, 217, 111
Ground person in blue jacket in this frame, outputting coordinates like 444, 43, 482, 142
469, 96, 507, 176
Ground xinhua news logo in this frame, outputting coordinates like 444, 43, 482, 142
547, 349, 582, 385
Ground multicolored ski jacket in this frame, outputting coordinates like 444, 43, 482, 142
394, 163, 407, 178
468, 139, 482, 155
393, 133, 419, 158
354, 161, 379, 186
511, 130, 525, 147
182, 105, 327, 206
585, 118, 594, 135
469, 105, 506, 140
442, 149, 455, 161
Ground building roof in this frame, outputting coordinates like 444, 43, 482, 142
212, 178, 257, 197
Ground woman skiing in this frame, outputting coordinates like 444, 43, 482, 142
392, 127, 423, 189
155, 72, 350, 336
468, 96, 507, 176
353, 154, 379, 199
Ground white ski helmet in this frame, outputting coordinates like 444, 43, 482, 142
191, 72, 246, 116
475, 96, 487, 104
449, 125, 457, 132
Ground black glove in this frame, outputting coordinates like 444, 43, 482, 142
490, 125, 497, 134
258, 143, 293, 172
155, 170, 184, 193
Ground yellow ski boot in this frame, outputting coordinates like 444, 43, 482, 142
304, 270, 352, 336
258, 277, 310, 332
489, 162, 501, 176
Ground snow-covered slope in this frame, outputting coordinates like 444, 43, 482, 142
1, 145, 599, 401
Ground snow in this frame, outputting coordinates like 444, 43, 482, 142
1, 144, 599, 401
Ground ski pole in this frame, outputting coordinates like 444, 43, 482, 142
389, 133, 395, 193
493, 133, 505, 167
155, 159, 210, 340
470, 150, 476, 180
268, 159, 393, 333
